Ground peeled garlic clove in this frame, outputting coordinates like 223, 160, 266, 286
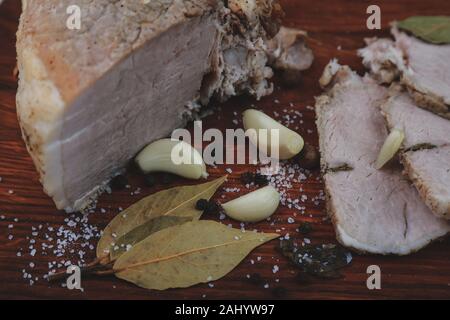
222, 186, 280, 222
243, 109, 304, 160
136, 139, 208, 180
375, 128, 405, 169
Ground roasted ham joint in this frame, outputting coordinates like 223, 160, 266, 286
16, 0, 313, 213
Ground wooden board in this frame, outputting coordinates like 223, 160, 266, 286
0, 0, 449, 300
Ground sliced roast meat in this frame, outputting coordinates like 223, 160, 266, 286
316, 62, 449, 255
16, 0, 286, 212
381, 91, 450, 219
359, 27, 450, 119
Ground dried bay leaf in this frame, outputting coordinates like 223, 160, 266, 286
404, 143, 437, 153
97, 176, 227, 259
326, 164, 353, 173
280, 240, 352, 279
397, 16, 450, 44
110, 216, 192, 261
113, 221, 279, 290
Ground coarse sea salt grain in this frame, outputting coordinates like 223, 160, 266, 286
16, 213, 101, 286
258, 161, 315, 215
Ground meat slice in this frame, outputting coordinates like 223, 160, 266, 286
316, 62, 449, 255
359, 27, 450, 119
381, 91, 450, 219
16, 0, 285, 212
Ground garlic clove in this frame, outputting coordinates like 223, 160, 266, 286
243, 109, 304, 160
135, 139, 208, 180
375, 128, 405, 169
222, 186, 280, 222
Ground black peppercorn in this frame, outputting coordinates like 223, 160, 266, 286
196, 199, 209, 211
254, 173, 269, 186
240, 171, 268, 186
297, 222, 313, 234
240, 172, 255, 185
110, 175, 128, 190
205, 201, 221, 215
162, 173, 175, 185
296, 143, 320, 170
144, 174, 156, 187
196, 199, 221, 215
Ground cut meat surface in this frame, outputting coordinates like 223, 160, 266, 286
381, 91, 450, 219
403, 147, 450, 219
316, 62, 449, 255
16, 0, 288, 212
359, 27, 450, 119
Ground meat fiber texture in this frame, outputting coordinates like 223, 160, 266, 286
315, 62, 449, 255
382, 90, 450, 219
359, 27, 450, 119
16, 0, 297, 212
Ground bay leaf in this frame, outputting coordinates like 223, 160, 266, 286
96, 176, 227, 259
113, 221, 279, 290
110, 216, 192, 261
280, 240, 352, 279
397, 16, 450, 44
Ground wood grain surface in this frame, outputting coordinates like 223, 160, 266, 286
0, 0, 449, 300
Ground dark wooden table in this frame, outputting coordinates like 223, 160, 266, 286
0, 0, 449, 300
